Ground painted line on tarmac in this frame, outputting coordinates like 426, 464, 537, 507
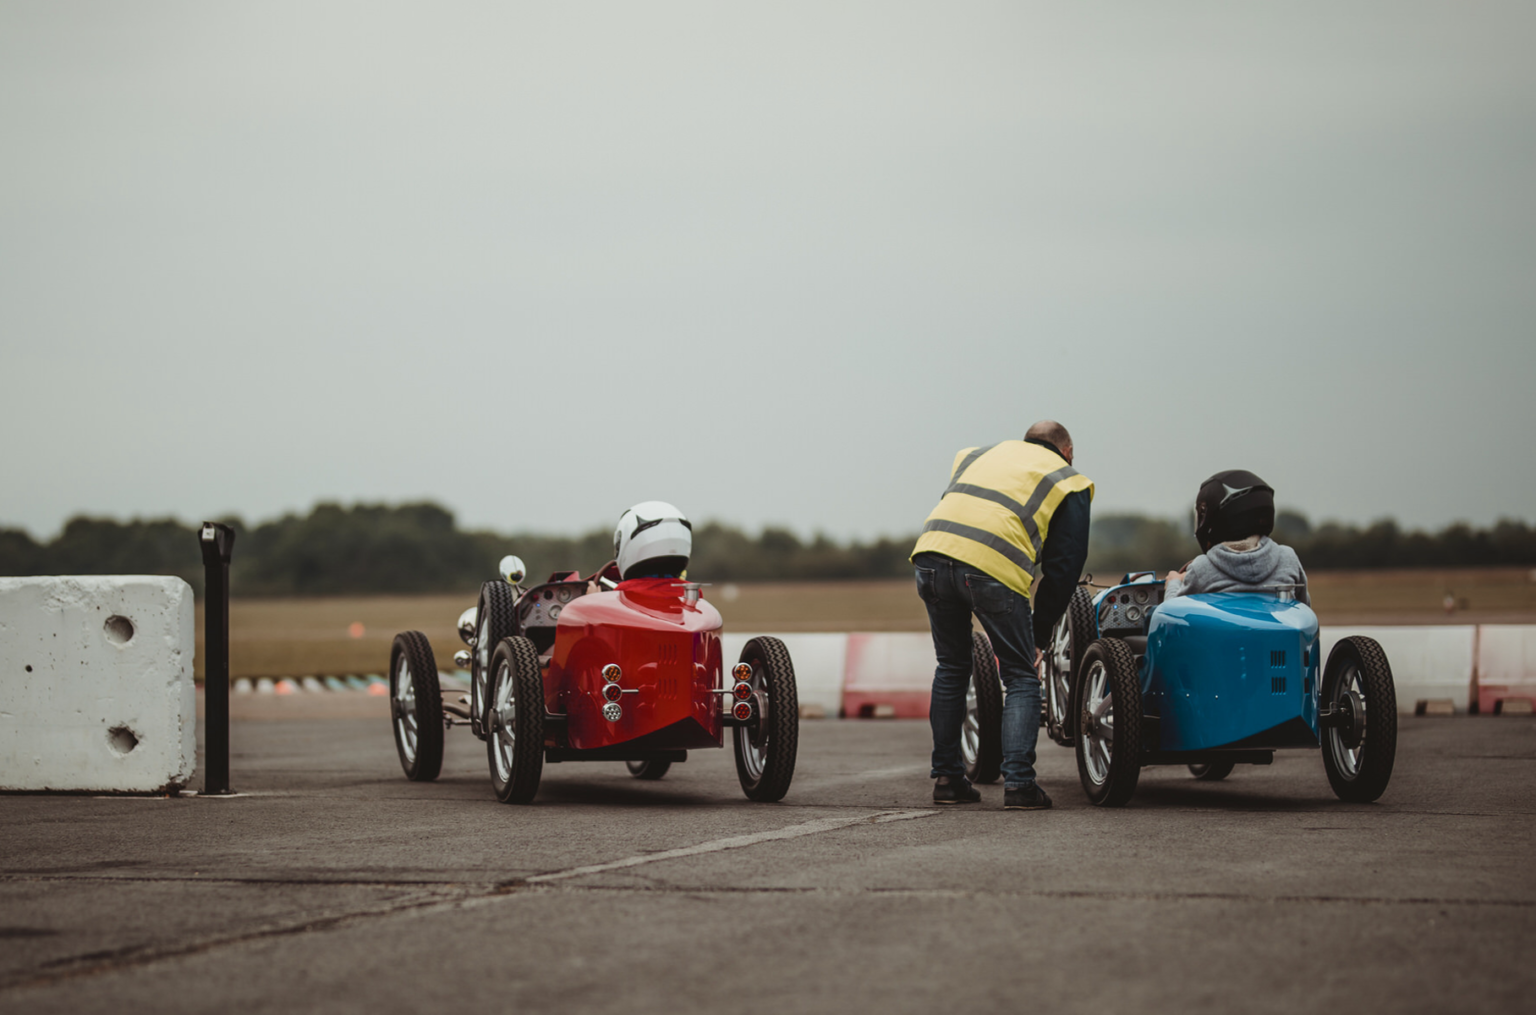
525, 809, 936, 885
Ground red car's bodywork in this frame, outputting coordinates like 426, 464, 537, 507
547, 577, 724, 751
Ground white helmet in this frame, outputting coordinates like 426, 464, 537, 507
613, 501, 692, 580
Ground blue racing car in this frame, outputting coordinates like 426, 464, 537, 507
962, 572, 1398, 807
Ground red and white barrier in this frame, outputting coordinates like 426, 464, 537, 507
1475, 626, 1536, 714
1321, 626, 1477, 713
830, 624, 1536, 719
721, 633, 848, 719
841, 632, 935, 718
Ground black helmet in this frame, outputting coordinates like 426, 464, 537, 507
1194, 470, 1275, 552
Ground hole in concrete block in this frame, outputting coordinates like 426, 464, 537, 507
103, 615, 135, 645
108, 726, 139, 755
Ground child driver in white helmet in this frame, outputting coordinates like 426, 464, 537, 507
612, 501, 693, 591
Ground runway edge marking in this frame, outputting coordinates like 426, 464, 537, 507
525, 809, 936, 885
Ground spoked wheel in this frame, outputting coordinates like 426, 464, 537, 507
486, 636, 545, 804
733, 636, 799, 802
1074, 638, 1143, 807
1321, 636, 1397, 803
1044, 587, 1095, 746
626, 759, 671, 780
1188, 761, 1235, 781
471, 581, 518, 740
390, 631, 443, 781
962, 630, 1003, 785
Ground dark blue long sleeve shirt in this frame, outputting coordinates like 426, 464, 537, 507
1031, 486, 1091, 648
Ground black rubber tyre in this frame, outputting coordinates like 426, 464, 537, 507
1188, 761, 1236, 781
1321, 636, 1398, 803
626, 760, 672, 780
963, 630, 1003, 785
733, 636, 800, 802
471, 581, 519, 740
486, 636, 545, 804
389, 631, 443, 782
1044, 586, 1095, 746
1074, 637, 1143, 807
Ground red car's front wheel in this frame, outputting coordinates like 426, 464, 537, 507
487, 636, 545, 804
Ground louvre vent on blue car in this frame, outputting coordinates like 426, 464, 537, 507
1271, 676, 1287, 694
1304, 677, 1313, 695
1270, 650, 1286, 667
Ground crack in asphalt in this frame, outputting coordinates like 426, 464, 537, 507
0, 809, 935, 993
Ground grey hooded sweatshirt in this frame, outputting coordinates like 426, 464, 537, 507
1165, 536, 1310, 605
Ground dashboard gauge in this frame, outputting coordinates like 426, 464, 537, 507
557, 587, 572, 603
1126, 606, 1142, 622
1133, 590, 1149, 605
549, 605, 562, 619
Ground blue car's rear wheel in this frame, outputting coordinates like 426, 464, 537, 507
1044, 587, 1095, 747
1321, 636, 1397, 803
962, 630, 1003, 785
1074, 638, 1142, 806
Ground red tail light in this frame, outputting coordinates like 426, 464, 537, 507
732, 681, 753, 701
733, 700, 754, 721
602, 682, 623, 703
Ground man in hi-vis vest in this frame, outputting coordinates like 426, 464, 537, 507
911, 420, 1092, 810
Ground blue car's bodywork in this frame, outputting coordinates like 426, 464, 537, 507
1089, 575, 1320, 756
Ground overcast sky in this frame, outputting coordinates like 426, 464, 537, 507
2, 2, 1532, 542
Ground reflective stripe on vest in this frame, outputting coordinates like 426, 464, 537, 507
912, 441, 1094, 599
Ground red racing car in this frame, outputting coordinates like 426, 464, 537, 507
387, 502, 799, 804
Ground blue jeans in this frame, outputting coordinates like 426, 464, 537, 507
913, 551, 1041, 790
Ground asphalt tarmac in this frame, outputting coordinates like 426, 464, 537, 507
2, 702, 1533, 1014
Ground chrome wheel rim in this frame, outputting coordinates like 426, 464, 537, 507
961, 676, 980, 767
1325, 664, 1366, 779
393, 654, 418, 764
1081, 660, 1114, 785
739, 665, 768, 781
1047, 615, 1073, 726
491, 658, 517, 782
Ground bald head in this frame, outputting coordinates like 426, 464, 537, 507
1025, 420, 1074, 464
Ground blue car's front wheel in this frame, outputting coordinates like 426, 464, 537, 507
1074, 638, 1143, 806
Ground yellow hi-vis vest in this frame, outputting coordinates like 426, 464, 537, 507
911, 441, 1095, 600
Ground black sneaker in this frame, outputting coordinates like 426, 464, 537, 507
933, 776, 981, 804
1003, 784, 1052, 810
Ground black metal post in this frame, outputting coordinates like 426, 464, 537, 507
198, 522, 236, 795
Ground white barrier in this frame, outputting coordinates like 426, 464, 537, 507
1321, 626, 1477, 714
722, 633, 848, 718
0, 576, 196, 793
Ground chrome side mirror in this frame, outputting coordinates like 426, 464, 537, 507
457, 607, 478, 645
499, 555, 526, 585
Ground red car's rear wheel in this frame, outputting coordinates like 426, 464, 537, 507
733, 637, 799, 802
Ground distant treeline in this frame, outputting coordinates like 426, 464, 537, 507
3, 502, 1534, 597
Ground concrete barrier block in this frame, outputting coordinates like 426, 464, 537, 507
0, 576, 196, 793
1475, 625, 1536, 714
722, 633, 847, 719
1321, 625, 1475, 714
842, 632, 935, 718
